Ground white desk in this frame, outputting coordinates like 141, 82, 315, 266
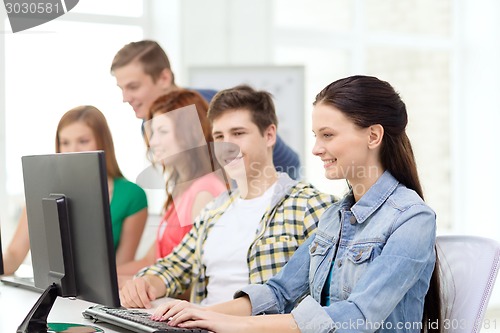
0, 282, 165, 333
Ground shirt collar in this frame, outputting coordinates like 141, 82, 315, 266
343, 171, 399, 224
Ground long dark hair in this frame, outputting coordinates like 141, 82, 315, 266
314, 75, 441, 332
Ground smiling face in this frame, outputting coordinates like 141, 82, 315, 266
114, 61, 172, 120
147, 113, 181, 164
212, 109, 275, 182
58, 122, 99, 153
312, 103, 376, 182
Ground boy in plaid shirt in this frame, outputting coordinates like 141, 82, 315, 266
120, 85, 333, 308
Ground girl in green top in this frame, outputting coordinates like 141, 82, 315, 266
2, 106, 148, 276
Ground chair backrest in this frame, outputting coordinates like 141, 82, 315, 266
437, 235, 500, 333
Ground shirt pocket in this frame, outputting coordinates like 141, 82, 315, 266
308, 238, 333, 289
340, 244, 375, 298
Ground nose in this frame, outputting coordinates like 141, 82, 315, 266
216, 141, 236, 154
147, 130, 155, 143
149, 133, 159, 147
312, 138, 325, 157
67, 143, 77, 152
224, 136, 238, 149
69, 144, 83, 153
76, 143, 89, 152
215, 136, 236, 151
122, 90, 131, 103
215, 141, 240, 161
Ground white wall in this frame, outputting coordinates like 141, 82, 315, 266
453, 0, 500, 235
1, 6, 8, 242
178, 0, 273, 79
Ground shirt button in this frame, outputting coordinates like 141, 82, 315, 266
354, 251, 363, 261
350, 216, 357, 224
310, 242, 318, 254
337, 260, 342, 268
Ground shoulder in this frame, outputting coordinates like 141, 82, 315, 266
114, 177, 144, 191
274, 181, 335, 217
192, 186, 234, 223
271, 173, 334, 206
388, 184, 434, 214
384, 185, 436, 233
190, 173, 226, 193
114, 178, 147, 197
288, 181, 335, 203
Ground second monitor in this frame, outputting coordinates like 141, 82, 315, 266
20, 151, 120, 332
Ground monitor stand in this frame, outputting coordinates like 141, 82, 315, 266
16, 195, 102, 333
16, 283, 103, 333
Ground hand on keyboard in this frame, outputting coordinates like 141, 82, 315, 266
151, 300, 202, 322
154, 306, 252, 333
82, 305, 210, 333
120, 276, 161, 308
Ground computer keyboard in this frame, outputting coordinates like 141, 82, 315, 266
82, 305, 209, 333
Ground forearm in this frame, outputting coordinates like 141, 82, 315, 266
117, 257, 152, 276
116, 208, 148, 265
207, 297, 252, 316
2, 250, 24, 275
117, 243, 155, 276
3, 207, 30, 275
244, 314, 300, 333
115, 247, 135, 266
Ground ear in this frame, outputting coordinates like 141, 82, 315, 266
368, 124, 384, 149
264, 124, 277, 148
157, 68, 173, 88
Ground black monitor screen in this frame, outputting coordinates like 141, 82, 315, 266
21, 151, 120, 323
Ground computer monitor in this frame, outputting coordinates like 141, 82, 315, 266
19, 151, 120, 332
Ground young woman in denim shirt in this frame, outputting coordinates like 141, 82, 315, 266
150, 75, 442, 333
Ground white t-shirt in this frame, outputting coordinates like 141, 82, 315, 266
201, 183, 276, 306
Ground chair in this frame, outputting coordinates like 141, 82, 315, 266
437, 235, 500, 333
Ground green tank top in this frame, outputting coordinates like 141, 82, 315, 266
109, 177, 148, 250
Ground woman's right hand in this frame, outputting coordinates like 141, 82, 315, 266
151, 299, 202, 322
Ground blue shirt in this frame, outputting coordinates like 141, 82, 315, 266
236, 171, 437, 333
192, 88, 301, 180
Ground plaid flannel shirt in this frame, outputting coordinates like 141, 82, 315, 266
137, 173, 334, 304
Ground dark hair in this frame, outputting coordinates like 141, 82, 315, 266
207, 85, 278, 135
314, 75, 441, 333
56, 105, 123, 179
110, 40, 175, 84
314, 75, 423, 198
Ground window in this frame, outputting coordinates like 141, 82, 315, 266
1, 0, 147, 240
274, 0, 453, 229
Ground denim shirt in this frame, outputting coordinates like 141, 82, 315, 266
236, 171, 436, 333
